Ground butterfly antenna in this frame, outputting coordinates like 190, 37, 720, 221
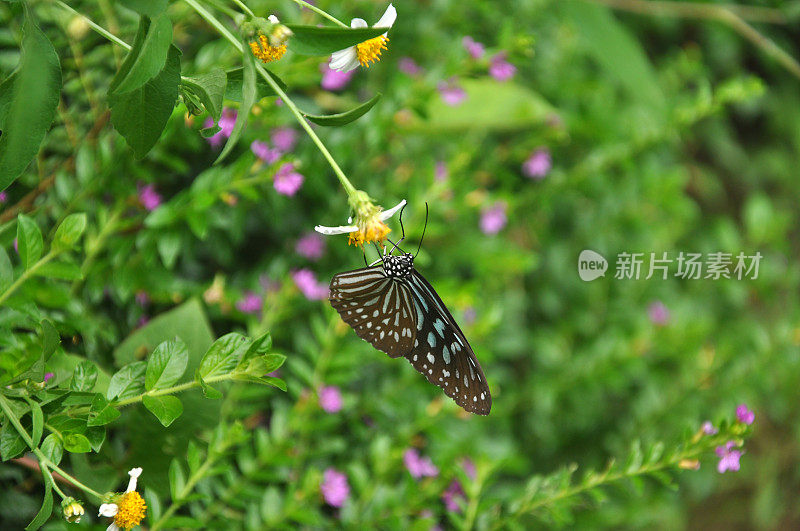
414, 202, 429, 258
387, 202, 407, 255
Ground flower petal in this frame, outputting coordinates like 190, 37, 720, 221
107, 524, 120, 531
330, 48, 359, 72
350, 18, 368, 29
374, 4, 397, 29
268, 14, 280, 23
98, 503, 118, 517
126, 467, 143, 492
315, 224, 358, 235
378, 199, 407, 221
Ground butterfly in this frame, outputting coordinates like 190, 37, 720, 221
328, 210, 491, 415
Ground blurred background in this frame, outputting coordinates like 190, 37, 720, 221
2, 0, 800, 528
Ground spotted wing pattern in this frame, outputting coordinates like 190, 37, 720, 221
329, 267, 416, 358
403, 271, 491, 415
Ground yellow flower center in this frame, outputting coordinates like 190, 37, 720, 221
348, 217, 391, 247
113, 491, 146, 529
249, 34, 287, 63
356, 35, 389, 67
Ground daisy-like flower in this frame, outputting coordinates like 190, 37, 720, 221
330, 4, 397, 72
249, 15, 290, 64
315, 196, 406, 247
98, 467, 147, 531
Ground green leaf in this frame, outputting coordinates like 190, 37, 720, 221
224, 67, 285, 102
195, 370, 222, 399
0, 13, 62, 190
62, 433, 92, 453
107, 361, 147, 400
16, 214, 43, 269
186, 440, 201, 472
70, 361, 98, 391
168, 457, 185, 499
239, 331, 272, 368
215, 42, 255, 165
39, 434, 62, 466
33, 261, 83, 280
198, 332, 251, 380
109, 45, 181, 159
52, 213, 87, 251
143, 394, 183, 426
29, 400, 43, 448
0, 419, 26, 460
303, 93, 382, 126
232, 374, 287, 392
87, 394, 121, 426
244, 353, 286, 377
111, 15, 173, 94
40, 319, 59, 359
285, 24, 387, 56
25, 477, 52, 531
145, 338, 189, 390
120, 0, 168, 17
0, 247, 12, 292
182, 68, 226, 122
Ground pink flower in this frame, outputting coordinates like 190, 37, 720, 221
522, 148, 552, 179
13, 237, 17, 253
320, 63, 355, 91
462, 307, 477, 325
702, 421, 718, 435
398, 57, 423, 76
442, 480, 465, 513
403, 449, 439, 479
320, 468, 350, 507
137, 316, 150, 328
251, 140, 281, 163
43, 372, 54, 383
259, 274, 282, 293
319, 385, 343, 413
462, 36, 485, 59
295, 232, 326, 261
273, 163, 304, 196
648, 301, 670, 326
434, 161, 448, 182
489, 52, 516, 81
292, 269, 329, 300
138, 184, 162, 211
736, 404, 755, 425
715, 441, 742, 473
461, 458, 476, 480
0, 191, 7, 202
236, 291, 262, 314
203, 108, 237, 148
438, 78, 467, 107
480, 202, 507, 235
271, 127, 298, 152
135, 291, 150, 307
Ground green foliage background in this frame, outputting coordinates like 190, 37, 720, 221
1, 0, 799, 528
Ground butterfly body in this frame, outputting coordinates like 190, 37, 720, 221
329, 253, 491, 415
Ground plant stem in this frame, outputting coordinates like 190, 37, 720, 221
182, 0, 359, 199
54, 1, 131, 51
289, 0, 348, 27
0, 250, 58, 306
230, 0, 255, 18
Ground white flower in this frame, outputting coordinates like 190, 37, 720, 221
329, 4, 397, 72
315, 199, 406, 241
98, 468, 145, 531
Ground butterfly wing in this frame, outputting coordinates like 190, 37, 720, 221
329, 267, 417, 358
403, 270, 491, 415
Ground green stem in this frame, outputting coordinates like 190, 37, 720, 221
290, 0, 348, 27
70, 207, 122, 296
0, 250, 58, 306
40, 461, 68, 499
54, 1, 131, 51
182, 0, 359, 199
230, 0, 255, 18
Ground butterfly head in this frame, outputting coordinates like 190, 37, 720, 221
382, 253, 413, 278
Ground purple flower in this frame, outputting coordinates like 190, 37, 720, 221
489, 52, 516, 81
295, 232, 325, 261
462, 36, 485, 59
271, 127, 298, 152
403, 449, 439, 479
320, 468, 349, 507
43, 372, 54, 383
320, 62, 355, 91
137, 316, 150, 328
715, 441, 742, 473
648, 301, 670, 326
292, 269, 329, 300
398, 57, 423, 76
480, 202, 507, 235
522, 148, 552, 179
13, 238, 17, 253
135, 291, 150, 307
236, 291, 262, 315
138, 184, 162, 211
442, 480, 465, 513
438, 78, 467, 107
251, 140, 281, 163
0, 191, 7, 202
463, 307, 477, 325
273, 163, 304, 196
319, 385, 343, 413
702, 421, 718, 435
259, 274, 282, 293
434, 161, 448, 182
461, 458, 476, 480
736, 404, 755, 425
203, 108, 237, 148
